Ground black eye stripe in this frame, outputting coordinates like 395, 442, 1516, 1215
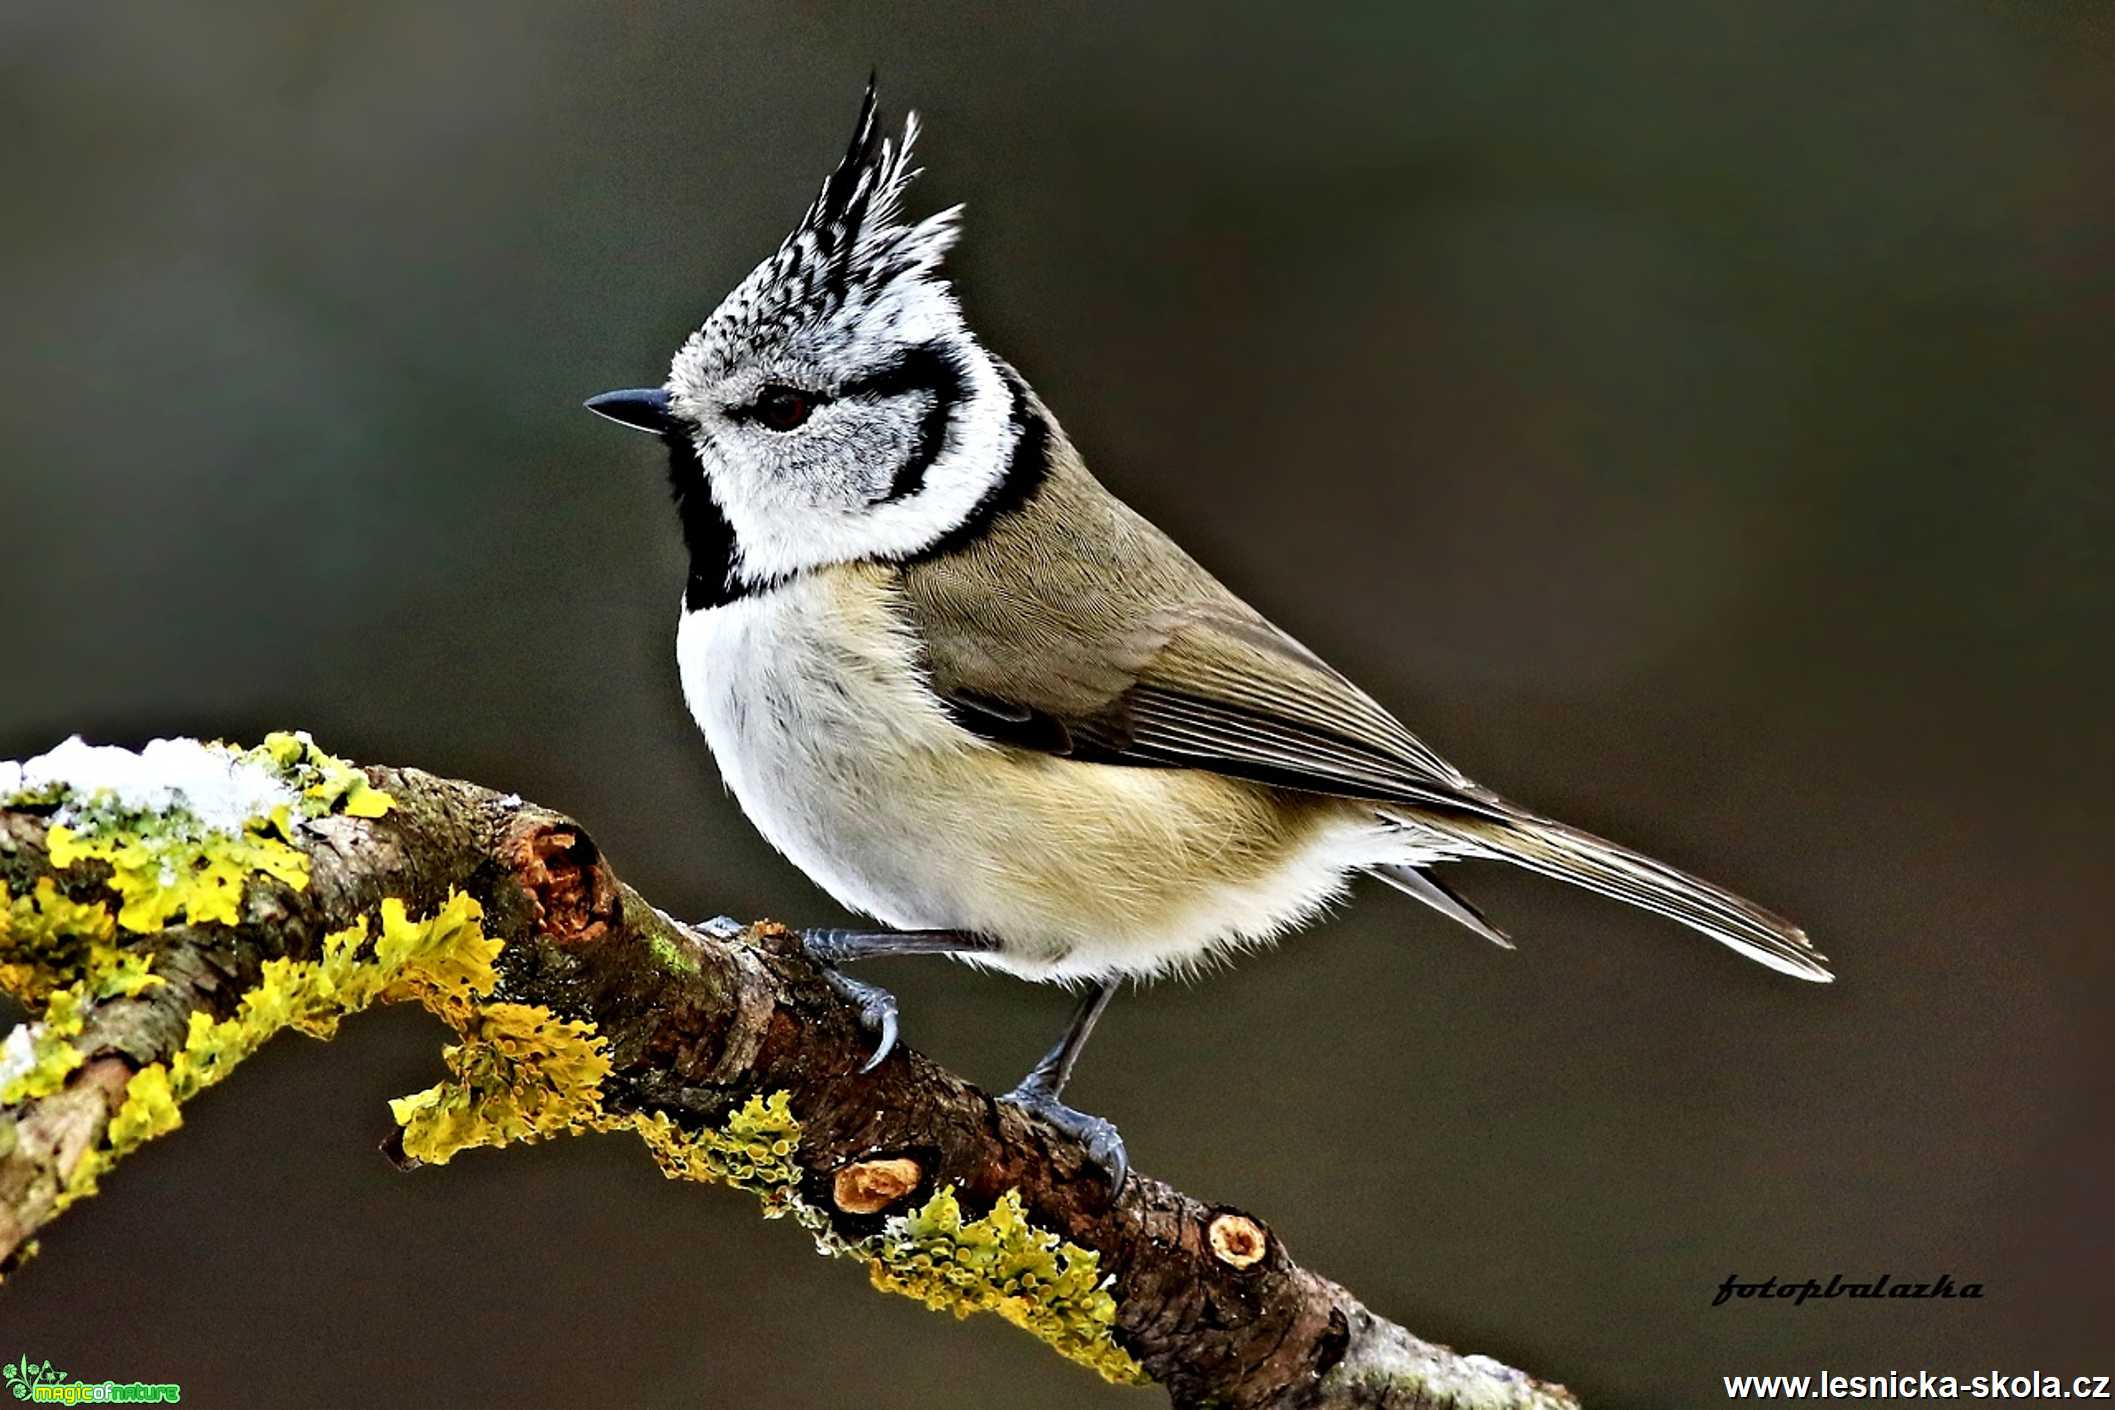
861, 342, 970, 503
838, 342, 962, 404
898, 364, 1049, 560
729, 341, 962, 423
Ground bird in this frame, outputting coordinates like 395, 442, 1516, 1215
586, 81, 1831, 1195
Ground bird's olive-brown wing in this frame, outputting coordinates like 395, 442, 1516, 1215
892, 444, 1830, 979
892, 449, 1489, 814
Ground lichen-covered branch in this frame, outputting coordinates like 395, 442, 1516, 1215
0, 733, 1579, 1410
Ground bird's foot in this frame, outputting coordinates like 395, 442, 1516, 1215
1001, 1084, 1130, 1199
795, 928, 996, 1073
799, 931, 902, 1072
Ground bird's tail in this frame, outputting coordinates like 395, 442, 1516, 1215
1388, 803, 1833, 982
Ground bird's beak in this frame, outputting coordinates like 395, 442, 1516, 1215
584, 387, 676, 435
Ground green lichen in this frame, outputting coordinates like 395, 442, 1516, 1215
646, 930, 702, 976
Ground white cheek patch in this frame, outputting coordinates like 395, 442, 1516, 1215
711, 334, 1014, 584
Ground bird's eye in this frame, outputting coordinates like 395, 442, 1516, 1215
753, 385, 815, 432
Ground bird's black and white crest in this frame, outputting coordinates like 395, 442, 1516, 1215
664, 81, 1030, 595
692, 83, 956, 372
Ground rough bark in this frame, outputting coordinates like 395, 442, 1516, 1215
0, 761, 1579, 1410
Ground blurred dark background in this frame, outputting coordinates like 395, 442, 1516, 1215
3, 2, 2111, 1404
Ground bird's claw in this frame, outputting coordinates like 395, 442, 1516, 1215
801, 931, 903, 1071
848, 980, 900, 1072
1002, 1087, 1130, 1200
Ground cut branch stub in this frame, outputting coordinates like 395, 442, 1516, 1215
502, 818, 618, 947
1208, 1210, 1269, 1270
833, 1154, 925, 1214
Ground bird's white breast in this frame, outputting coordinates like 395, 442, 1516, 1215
677, 567, 970, 922
676, 565, 1419, 981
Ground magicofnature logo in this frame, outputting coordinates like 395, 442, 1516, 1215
3, 1356, 179, 1404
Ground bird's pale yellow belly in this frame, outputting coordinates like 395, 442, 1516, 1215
676, 565, 1403, 980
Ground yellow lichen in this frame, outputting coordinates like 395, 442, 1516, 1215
19, 891, 501, 1222
599, 1096, 1141, 1384
0, 1030, 82, 1105
0, 987, 88, 1104
0, 878, 118, 1004
368, 894, 501, 1017
243, 731, 394, 819
372, 1025, 1141, 1386
46, 818, 308, 933
5, 732, 416, 1219
159, 892, 500, 1109
389, 1004, 613, 1164
106, 1065, 181, 1150
0, 733, 395, 1011
19, 983, 117, 1210
89, 951, 162, 1001
624, 1092, 803, 1211
55, 1146, 109, 1213
14, 731, 394, 950
869, 1187, 1145, 1385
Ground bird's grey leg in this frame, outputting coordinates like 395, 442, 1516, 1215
797, 928, 997, 1073
1002, 980, 1128, 1197
801, 928, 994, 964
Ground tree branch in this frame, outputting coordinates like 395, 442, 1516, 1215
0, 736, 1579, 1410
